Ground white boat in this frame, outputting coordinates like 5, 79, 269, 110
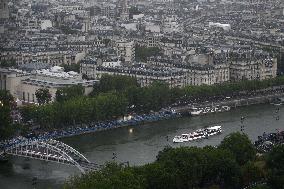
181, 134, 194, 142
173, 134, 194, 143
222, 106, 230, 111
191, 109, 203, 116
206, 126, 222, 136
202, 108, 211, 114
196, 129, 207, 138
173, 135, 184, 143
172, 126, 222, 143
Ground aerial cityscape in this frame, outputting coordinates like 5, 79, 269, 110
0, 0, 284, 188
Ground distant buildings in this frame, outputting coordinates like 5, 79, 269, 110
209, 22, 231, 31
229, 53, 277, 81
115, 40, 135, 64
0, 0, 282, 97
0, 66, 97, 103
0, 0, 9, 19
81, 51, 277, 88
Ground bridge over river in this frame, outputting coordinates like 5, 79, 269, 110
0, 139, 99, 174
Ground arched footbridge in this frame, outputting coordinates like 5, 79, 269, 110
0, 139, 99, 174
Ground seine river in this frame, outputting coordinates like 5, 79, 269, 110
0, 104, 283, 189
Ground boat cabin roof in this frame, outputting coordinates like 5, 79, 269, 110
207, 126, 222, 130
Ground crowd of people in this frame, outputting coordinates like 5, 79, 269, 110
255, 130, 284, 152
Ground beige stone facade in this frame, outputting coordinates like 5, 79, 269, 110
230, 58, 277, 81
0, 68, 97, 104
115, 40, 135, 64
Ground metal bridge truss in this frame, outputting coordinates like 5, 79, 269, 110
4, 139, 98, 173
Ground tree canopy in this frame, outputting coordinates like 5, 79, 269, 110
266, 145, 284, 188
135, 46, 162, 62
63, 134, 283, 189
0, 59, 16, 68
56, 85, 85, 102
0, 90, 15, 139
35, 88, 52, 105
219, 132, 256, 165
62, 64, 80, 73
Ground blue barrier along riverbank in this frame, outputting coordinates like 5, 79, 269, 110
0, 110, 180, 150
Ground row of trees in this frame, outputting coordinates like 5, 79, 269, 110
21, 74, 284, 128
0, 60, 16, 68
64, 133, 284, 189
21, 93, 128, 129
0, 90, 17, 139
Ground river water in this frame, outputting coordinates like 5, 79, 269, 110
0, 104, 283, 189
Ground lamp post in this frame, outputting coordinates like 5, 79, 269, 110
241, 116, 245, 133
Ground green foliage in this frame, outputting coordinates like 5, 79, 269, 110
94, 74, 284, 113
277, 52, 284, 74
56, 85, 85, 102
125, 81, 171, 112
64, 163, 146, 189
25, 74, 284, 129
266, 145, 284, 189
102, 38, 111, 47
0, 90, 14, 105
35, 88, 52, 105
63, 135, 284, 189
59, 25, 78, 34
62, 64, 80, 73
241, 161, 265, 186
0, 59, 16, 68
129, 6, 141, 15
156, 146, 241, 189
0, 90, 15, 139
181, 76, 284, 100
64, 145, 243, 189
93, 74, 138, 95
219, 132, 256, 166
21, 93, 128, 129
135, 46, 162, 62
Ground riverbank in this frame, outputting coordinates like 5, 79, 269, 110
0, 110, 180, 149
1, 103, 283, 189
173, 90, 284, 115
2, 88, 284, 150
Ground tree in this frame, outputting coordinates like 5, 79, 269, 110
62, 64, 80, 73
92, 74, 138, 95
35, 88, 52, 105
135, 46, 162, 62
241, 161, 265, 187
155, 146, 241, 189
219, 132, 256, 166
0, 90, 15, 139
63, 163, 145, 189
63, 138, 267, 189
266, 145, 284, 189
0, 59, 16, 68
56, 85, 85, 102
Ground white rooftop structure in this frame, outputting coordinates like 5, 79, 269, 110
209, 22, 231, 31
